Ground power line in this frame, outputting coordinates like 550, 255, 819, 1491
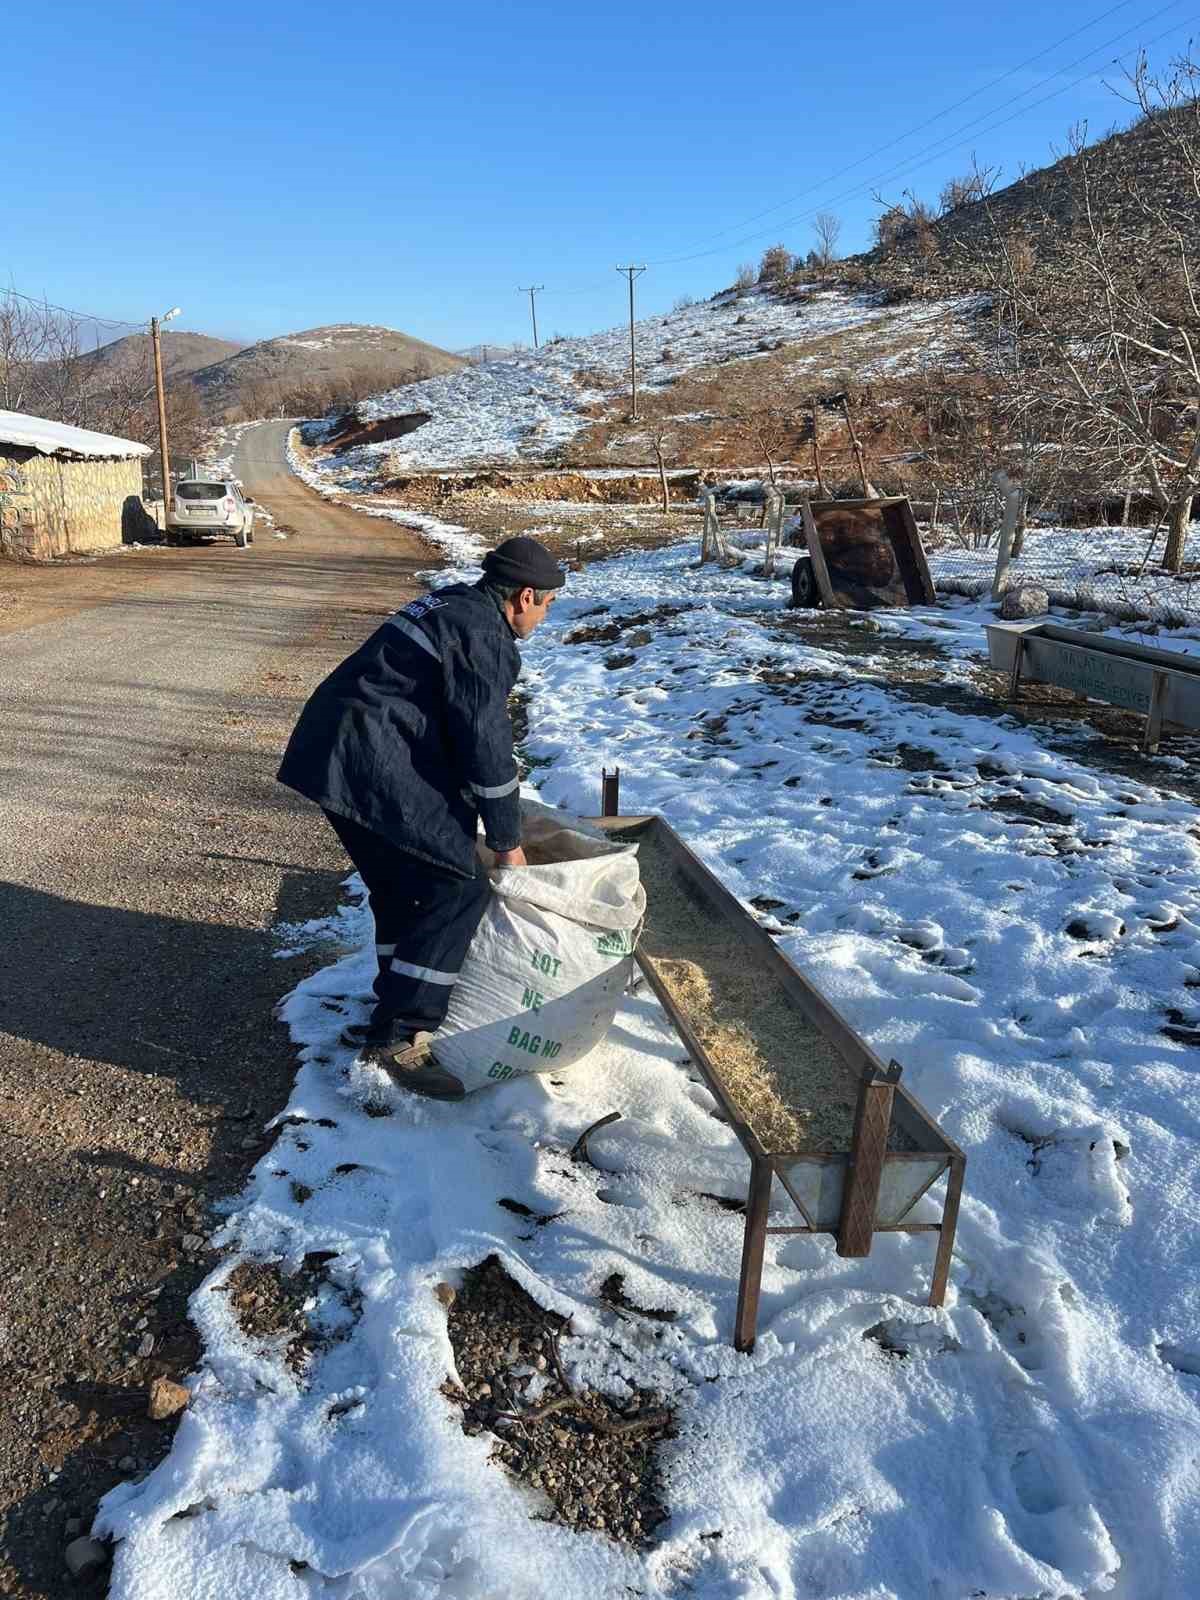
647, 0, 1193, 267
656, 0, 1146, 258
1, 282, 145, 333
508, 4, 1191, 315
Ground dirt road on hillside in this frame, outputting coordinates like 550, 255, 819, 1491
0, 425, 431, 1598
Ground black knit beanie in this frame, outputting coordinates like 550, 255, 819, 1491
481, 536, 566, 590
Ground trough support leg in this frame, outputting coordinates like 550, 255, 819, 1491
929, 1157, 965, 1308
601, 767, 621, 817
1007, 633, 1025, 703
734, 1157, 773, 1353
1144, 670, 1168, 754
837, 1061, 902, 1258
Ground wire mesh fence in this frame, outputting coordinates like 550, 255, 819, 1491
927, 520, 1200, 628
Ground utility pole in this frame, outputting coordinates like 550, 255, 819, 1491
518, 286, 544, 349
615, 266, 646, 420
149, 306, 181, 525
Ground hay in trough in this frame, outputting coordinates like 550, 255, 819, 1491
635, 836, 859, 1153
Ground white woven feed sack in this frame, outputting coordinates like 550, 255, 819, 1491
432, 806, 644, 1093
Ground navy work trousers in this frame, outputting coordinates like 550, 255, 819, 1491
322, 810, 491, 1035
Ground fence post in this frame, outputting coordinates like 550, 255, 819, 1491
764, 488, 784, 577
700, 491, 715, 562
701, 491, 731, 564
991, 471, 1023, 600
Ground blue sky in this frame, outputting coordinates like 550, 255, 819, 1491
2, 0, 1194, 353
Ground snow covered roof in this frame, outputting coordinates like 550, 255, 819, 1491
0, 409, 151, 461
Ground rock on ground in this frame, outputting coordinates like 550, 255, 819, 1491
999, 583, 1050, 619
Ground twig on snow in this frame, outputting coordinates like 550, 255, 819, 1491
493, 1394, 670, 1437
569, 1111, 622, 1167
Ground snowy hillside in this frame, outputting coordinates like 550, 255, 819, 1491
307, 285, 972, 481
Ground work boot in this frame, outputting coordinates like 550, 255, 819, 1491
378, 1033, 465, 1100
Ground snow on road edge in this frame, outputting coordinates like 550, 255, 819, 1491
285, 425, 485, 567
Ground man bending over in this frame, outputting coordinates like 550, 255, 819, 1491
278, 536, 565, 1098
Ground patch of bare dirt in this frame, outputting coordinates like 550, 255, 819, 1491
382, 468, 703, 506
328, 412, 433, 451
219, 1255, 360, 1375
564, 603, 689, 645
441, 1257, 673, 1546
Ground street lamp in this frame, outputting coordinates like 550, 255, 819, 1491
150, 306, 182, 529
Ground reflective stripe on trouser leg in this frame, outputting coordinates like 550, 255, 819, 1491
391, 957, 459, 985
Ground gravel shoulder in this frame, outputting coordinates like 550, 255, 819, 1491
0, 424, 431, 1597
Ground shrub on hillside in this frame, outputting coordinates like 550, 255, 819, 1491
758, 244, 792, 282
939, 173, 988, 214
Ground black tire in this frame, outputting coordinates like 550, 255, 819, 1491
236, 526, 248, 549
789, 556, 820, 608
165, 528, 180, 547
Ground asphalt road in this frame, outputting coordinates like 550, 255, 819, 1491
0, 423, 430, 1597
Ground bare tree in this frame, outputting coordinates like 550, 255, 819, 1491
962, 59, 1200, 570
728, 397, 793, 488
28, 310, 88, 424
649, 424, 675, 512
0, 293, 48, 412
872, 189, 937, 253
812, 212, 842, 271
236, 373, 272, 419
728, 386, 800, 528
86, 345, 156, 439
898, 370, 1068, 552
0, 292, 101, 425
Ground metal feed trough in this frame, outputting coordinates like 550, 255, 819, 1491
986, 620, 1200, 753
591, 792, 964, 1352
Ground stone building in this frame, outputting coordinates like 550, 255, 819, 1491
0, 410, 150, 561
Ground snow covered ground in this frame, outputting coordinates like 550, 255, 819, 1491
98, 533, 1200, 1599
305, 286, 969, 482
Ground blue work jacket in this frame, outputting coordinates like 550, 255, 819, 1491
278, 582, 522, 877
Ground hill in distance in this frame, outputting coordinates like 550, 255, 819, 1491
65, 329, 246, 384
189, 323, 465, 418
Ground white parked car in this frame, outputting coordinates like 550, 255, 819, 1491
167, 478, 255, 548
